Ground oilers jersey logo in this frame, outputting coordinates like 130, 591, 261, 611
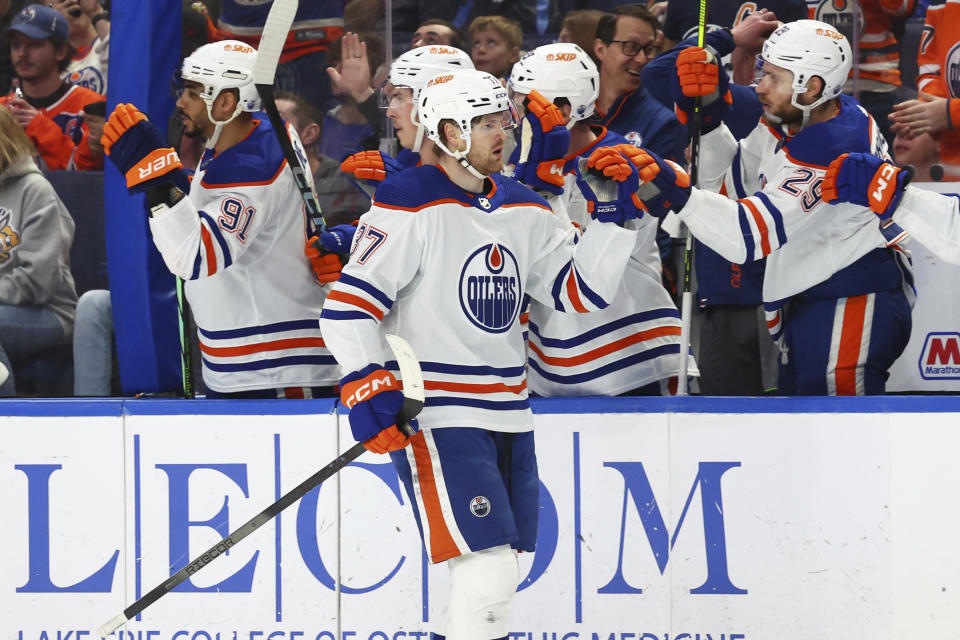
459, 243, 521, 333
470, 496, 491, 517
946, 42, 960, 98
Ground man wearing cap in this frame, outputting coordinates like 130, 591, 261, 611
1, 3, 103, 170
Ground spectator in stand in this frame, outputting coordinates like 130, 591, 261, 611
392, 0, 558, 37
809, 0, 917, 147
892, 128, 943, 182
467, 15, 521, 82
322, 30, 384, 161
215, 0, 344, 113
0, 106, 77, 396
0, 0, 25, 95
0, 4, 103, 171
557, 10, 604, 65
275, 90, 368, 226
890, 0, 960, 179
411, 18, 466, 50
52, 0, 108, 96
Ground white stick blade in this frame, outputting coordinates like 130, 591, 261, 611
98, 613, 129, 637
253, 0, 298, 84
385, 334, 425, 403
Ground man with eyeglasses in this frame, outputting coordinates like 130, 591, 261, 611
593, 4, 686, 166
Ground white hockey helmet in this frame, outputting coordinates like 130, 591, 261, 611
384, 45, 474, 151
760, 20, 852, 127
507, 43, 599, 128
418, 68, 518, 178
181, 40, 261, 147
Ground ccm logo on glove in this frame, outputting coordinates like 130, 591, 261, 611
870, 163, 900, 212
341, 371, 400, 409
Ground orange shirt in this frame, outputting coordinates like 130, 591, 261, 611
1, 83, 104, 171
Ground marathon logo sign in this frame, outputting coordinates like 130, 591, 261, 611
919, 332, 960, 379
459, 243, 521, 333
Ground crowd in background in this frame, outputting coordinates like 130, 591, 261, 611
0, 0, 954, 397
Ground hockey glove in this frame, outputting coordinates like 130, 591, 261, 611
340, 150, 403, 199
823, 153, 913, 223
575, 146, 644, 223
614, 144, 692, 218
673, 46, 732, 132
340, 364, 420, 454
102, 103, 190, 195
514, 90, 570, 196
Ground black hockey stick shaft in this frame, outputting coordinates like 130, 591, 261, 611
99, 441, 367, 635
175, 277, 194, 398
677, 0, 708, 396
252, 0, 327, 236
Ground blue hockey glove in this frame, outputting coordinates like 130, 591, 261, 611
615, 144, 692, 218
575, 146, 644, 223
102, 103, 190, 195
340, 150, 403, 199
514, 90, 570, 196
673, 46, 732, 133
823, 152, 913, 223
340, 364, 419, 454
318, 223, 357, 254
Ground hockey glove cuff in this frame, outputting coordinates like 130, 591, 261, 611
575, 146, 644, 223
103, 103, 190, 195
514, 90, 570, 196
823, 153, 913, 223
340, 364, 419, 454
614, 144, 691, 218
673, 46, 732, 132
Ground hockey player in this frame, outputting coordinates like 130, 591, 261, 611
507, 42, 697, 395
627, 20, 913, 395
319, 68, 640, 638
822, 151, 960, 265
338, 44, 474, 190
101, 41, 349, 398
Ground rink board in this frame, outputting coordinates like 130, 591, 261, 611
1, 396, 959, 640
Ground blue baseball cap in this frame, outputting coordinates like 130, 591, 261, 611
3, 4, 69, 43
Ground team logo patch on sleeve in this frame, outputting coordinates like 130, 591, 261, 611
470, 496, 491, 517
459, 243, 522, 333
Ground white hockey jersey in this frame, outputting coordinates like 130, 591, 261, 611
149, 114, 339, 393
524, 127, 698, 396
890, 187, 960, 265
677, 95, 911, 304
319, 165, 637, 431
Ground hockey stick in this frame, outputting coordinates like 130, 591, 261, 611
252, 0, 327, 237
676, 0, 708, 396
175, 278, 194, 398
97, 334, 425, 637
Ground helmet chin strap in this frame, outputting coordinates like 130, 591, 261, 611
204, 97, 244, 149
412, 124, 426, 153
435, 135, 487, 180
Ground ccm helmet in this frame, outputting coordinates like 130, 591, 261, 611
760, 20, 852, 128
181, 40, 261, 147
418, 69, 517, 178
507, 43, 599, 128
384, 45, 474, 151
